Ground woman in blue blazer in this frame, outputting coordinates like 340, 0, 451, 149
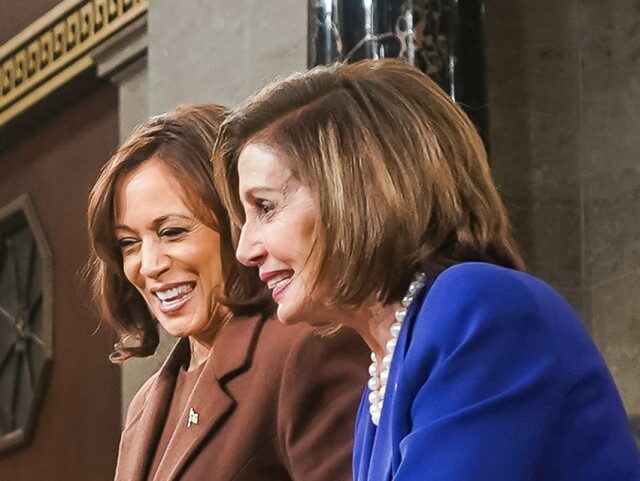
215, 58, 640, 480
353, 261, 639, 480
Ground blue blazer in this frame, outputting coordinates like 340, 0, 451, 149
354, 262, 640, 480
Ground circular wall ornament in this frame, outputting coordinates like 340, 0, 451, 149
0, 194, 52, 455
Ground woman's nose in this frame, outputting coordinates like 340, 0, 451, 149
236, 223, 266, 267
139, 240, 170, 278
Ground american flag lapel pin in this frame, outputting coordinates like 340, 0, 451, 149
187, 407, 199, 428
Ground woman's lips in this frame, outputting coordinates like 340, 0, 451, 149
271, 277, 292, 301
155, 289, 192, 314
260, 270, 294, 302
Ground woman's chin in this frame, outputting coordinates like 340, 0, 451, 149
276, 304, 334, 329
275, 305, 305, 326
159, 324, 188, 338
157, 316, 193, 338
275, 314, 301, 326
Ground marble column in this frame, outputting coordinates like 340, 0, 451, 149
308, 0, 488, 141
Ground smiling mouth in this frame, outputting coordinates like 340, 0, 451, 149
264, 272, 293, 302
266, 273, 292, 290
153, 283, 194, 313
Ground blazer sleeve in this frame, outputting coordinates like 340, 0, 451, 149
276, 327, 369, 481
394, 267, 565, 481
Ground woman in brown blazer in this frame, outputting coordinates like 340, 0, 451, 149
86, 104, 368, 481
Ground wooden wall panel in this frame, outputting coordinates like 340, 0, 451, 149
0, 81, 120, 480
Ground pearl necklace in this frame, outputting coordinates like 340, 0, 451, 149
368, 272, 426, 426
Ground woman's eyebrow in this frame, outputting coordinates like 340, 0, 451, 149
242, 186, 281, 200
151, 214, 192, 226
113, 223, 133, 232
114, 213, 192, 232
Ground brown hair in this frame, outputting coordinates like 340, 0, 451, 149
215, 59, 524, 307
87, 104, 272, 363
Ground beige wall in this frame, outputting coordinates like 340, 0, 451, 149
485, 0, 640, 415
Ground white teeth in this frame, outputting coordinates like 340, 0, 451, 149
267, 274, 291, 290
160, 297, 186, 310
155, 284, 192, 301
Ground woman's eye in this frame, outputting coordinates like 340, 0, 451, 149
159, 227, 187, 238
117, 237, 138, 250
256, 200, 274, 214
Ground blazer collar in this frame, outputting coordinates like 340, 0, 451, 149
357, 278, 435, 481
211, 314, 265, 381
116, 338, 189, 481
118, 315, 266, 481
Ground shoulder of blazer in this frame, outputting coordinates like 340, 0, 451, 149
253, 318, 369, 380
121, 337, 189, 428
270, 320, 369, 480
123, 370, 161, 427
251, 318, 366, 376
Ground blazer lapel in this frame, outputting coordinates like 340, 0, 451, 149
367, 281, 433, 481
354, 391, 377, 481
153, 315, 266, 481
116, 339, 188, 481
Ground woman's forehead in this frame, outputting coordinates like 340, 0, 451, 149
237, 143, 295, 191
112, 157, 216, 226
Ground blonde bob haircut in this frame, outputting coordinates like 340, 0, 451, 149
215, 59, 524, 307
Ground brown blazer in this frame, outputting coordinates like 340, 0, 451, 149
114, 315, 369, 481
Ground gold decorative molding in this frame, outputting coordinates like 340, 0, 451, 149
0, 0, 148, 127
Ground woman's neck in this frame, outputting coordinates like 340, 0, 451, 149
348, 297, 402, 363
188, 335, 213, 371
187, 304, 232, 370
